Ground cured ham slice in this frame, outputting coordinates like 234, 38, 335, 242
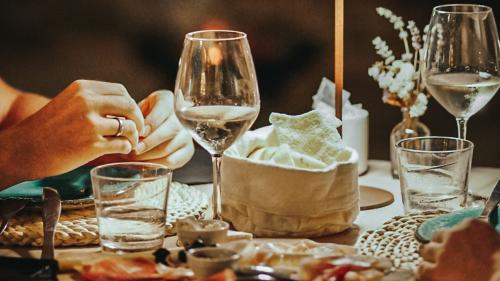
80, 257, 191, 281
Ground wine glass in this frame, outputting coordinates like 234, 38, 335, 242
422, 4, 500, 139
174, 30, 260, 219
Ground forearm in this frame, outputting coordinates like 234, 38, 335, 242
0, 127, 27, 190
0, 92, 50, 129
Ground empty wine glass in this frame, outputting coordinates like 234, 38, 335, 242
422, 4, 500, 139
174, 30, 260, 219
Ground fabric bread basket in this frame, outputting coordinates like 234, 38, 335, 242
220, 111, 359, 237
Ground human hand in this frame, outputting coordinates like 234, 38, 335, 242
126, 90, 194, 169
0, 80, 144, 186
418, 219, 500, 281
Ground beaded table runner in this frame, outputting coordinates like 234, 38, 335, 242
355, 210, 449, 271
0, 182, 209, 247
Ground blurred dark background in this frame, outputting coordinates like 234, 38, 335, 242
0, 0, 498, 167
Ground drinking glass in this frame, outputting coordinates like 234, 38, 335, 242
174, 30, 260, 219
396, 137, 473, 213
91, 162, 171, 252
421, 4, 500, 139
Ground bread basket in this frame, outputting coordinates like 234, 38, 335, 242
220, 126, 359, 237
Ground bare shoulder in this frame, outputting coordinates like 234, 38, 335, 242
0, 78, 21, 125
0, 79, 50, 129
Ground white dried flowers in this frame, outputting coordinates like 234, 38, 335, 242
369, 7, 431, 117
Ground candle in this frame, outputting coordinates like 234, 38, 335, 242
334, 0, 344, 135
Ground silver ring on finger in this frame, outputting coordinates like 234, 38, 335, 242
112, 117, 124, 137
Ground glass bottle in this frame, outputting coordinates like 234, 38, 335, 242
390, 108, 431, 178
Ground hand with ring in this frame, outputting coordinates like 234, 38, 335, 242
0, 79, 145, 188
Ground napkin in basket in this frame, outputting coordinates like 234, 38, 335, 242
221, 110, 359, 237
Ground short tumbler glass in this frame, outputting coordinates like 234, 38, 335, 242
91, 162, 171, 253
396, 137, 473, 213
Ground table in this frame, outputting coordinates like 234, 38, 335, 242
0, 160, 498, 280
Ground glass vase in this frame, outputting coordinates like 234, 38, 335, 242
390, 108, 431, 178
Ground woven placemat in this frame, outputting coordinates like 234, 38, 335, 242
0, 182, 209, 247
355, 210, 449, 271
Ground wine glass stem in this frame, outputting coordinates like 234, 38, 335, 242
211, 155, 222, 220
456, 117, 469, 140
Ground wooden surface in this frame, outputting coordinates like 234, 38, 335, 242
359, 185, 394, 210
1, 160, 498, 280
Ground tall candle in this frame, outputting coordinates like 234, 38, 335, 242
334, 0, 344, 135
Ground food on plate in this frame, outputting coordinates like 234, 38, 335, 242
79, 257, 193, 281
300, 255, 392, 281
222, 239, 353, 269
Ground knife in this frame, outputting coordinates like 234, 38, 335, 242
480, 180, 500, 225
41, 187, 61, 260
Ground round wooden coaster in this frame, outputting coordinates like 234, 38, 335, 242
359, 185, 394, 210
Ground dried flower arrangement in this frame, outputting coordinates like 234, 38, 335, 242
368, 7, 433, 117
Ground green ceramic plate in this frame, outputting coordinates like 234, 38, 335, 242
416, 207, 500, 243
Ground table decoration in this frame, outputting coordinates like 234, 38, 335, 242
221, 110, 359, 237
334, 0, 344, 126
367, 7, 431, 178
355, 210, 448, 271
0, 182, 209, 247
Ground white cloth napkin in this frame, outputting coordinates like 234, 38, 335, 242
312, 78, 369, 174
221, 111, 359, 237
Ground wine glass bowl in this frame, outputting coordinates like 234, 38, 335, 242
422, 4, 500, 139
174, 30, 260, 218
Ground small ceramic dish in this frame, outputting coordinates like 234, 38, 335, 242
187, 247, 240, 277
176, 218, 229, 247
416, 207, 500, 243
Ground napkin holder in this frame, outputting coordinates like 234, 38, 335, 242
220, 129, 359, 237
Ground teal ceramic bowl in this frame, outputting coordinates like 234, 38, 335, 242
416, 207, 500, 243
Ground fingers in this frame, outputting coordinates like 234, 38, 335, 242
133, 130, 192, 161
431, 229, 451, 243
101, 137, 133, 154
146, 144, 195, 169
72, 80, 145, 133
420, 242, 442, 263
97, 117, 139, 148
141, 90, 174, 137
135, 114, 180, 155
417, 261, 437, 281
76, 80, 129, 97
96, 95, 145, 134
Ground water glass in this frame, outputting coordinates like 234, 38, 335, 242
396, 137, 473, 213
91, 162, 171, 253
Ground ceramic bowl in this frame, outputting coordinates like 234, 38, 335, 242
176, 219, 229, 247
187, 247, 240, 277
416, 207, 500, 243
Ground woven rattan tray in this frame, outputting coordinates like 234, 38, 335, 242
0, 182, 209, 247
355, 210, 449, 271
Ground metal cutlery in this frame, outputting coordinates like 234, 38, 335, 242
479, 180, 500, 225
41, 187, 61, 260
